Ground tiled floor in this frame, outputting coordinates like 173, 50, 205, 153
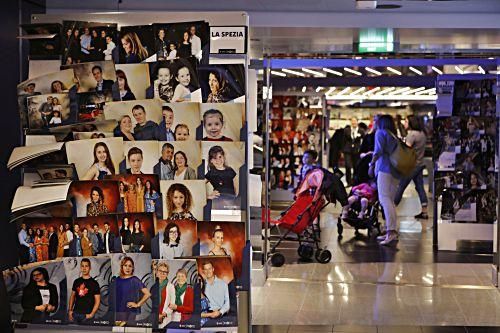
252, 200, 500, 327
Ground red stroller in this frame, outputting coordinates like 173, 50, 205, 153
266, 167, 348, 267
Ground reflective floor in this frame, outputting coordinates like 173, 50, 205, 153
252, 203, 500, 327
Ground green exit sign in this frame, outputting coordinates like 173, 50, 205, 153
357, 28, 395, 53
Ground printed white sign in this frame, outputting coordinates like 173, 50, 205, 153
210, 26, 246, 54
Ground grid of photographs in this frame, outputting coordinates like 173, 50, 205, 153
11, 18, 248, 330
434, 78, 498, 224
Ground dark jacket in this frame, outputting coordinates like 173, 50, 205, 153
121, 90, 136, 101
154, 119, 175, 141
102, 231, 119, 253
48, 233, 58, 259
134, 120, 159, 141
95, 79, 114, 92
21, 283, 58, 323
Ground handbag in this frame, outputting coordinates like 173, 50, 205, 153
388, 132, 416, 177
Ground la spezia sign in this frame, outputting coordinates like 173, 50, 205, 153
210, 26, 247, 54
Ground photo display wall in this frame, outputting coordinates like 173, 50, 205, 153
8, 17, 249, 331
434, 77, 498, 224
270, 95, 323, 191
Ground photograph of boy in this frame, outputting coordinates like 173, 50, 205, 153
202, 142, 245, 210
74, 216, 121, 255
69, 180, 120, 218
4, 261, 67, 324
106, 174, 162, 217
198, 64, 246, 103
152, 219, 197, 259
152, 259, 198, 329
161, 180, 207, 221
104, 99, 163, 141
198, 221, 246, 281
116, 213, 155, 253
115, 63, 150, 101
200, 103, 244, 142
65, 137, 124, 180
65, 257, 108, 325
110, 253, 153, 327
66, 61, 117, 93
122, 141, 158, 174
119, 26, 154, 64
17, 69, 75, 96
155, 141, 202, 181
158, 103, 201, 142
27, 93, 71, 129
18, 218, 72, 264
146, 61, 175, 102
197, 257, 237, 327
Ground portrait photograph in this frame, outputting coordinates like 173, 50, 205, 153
77, 91, 113, 123
37, 165, 75, 180
115, 63, 150, 100
198, 64, 245, 103
66, 60, 117, 93
160, 180, 207, 222
49, 119, 117, 139
159, 103, 201, 142
27, 93, 71, 129
152, 259, 199, 329
439, 189, 477, 222
17, 68, 75, 95
198, 221, 246, 283
110, 253, 154, 327
196, 256, 237, 328
146, 61, 178, 102
118, 25, 155, 64
63, 256, 113, 325
104, 99, 162, 141
19, 217, 73, 264
62, 21, 119, 65
122, 141, 159, 174
115, 213, 155, 253
200, 103, 245, 142
153, 21, 209, 63
106, 174, 162, 217
156, 141, 202, 181
4, 260, 67, 325
67, 137, 123, 180
153, 219, 198, 259
201, 141, 246, 210
74, 215, 121, 255
21, 23, 62, 60
68, 180, 120, 218
73, 132, 114, 140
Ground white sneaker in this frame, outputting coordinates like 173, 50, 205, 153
379, 232, 398, 246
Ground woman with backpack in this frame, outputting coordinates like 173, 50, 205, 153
368, 115, 401, 246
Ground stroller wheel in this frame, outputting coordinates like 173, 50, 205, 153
298, 245, 314, 259
315, 249, 332, 264
270, 252, 285, 267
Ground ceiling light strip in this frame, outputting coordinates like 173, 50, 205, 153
431, 66, 443, 75
386, 67, 402, 75
302, 68, 326, 77
282, 68, 306, 77
409, 67, 423, 75
323, 68, 343, 76
344, 67, 362, 76
365, 67, 382, 76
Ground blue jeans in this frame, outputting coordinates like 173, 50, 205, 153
394, 164, 428, 207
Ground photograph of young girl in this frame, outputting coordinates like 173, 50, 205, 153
152, 259, 199, 329
199, 103, 245, 142
152, 219, 197, 259
65, 137, 124, 180
63, 256, 112, 326
74, 215, 121, 254
68, 180, 120, 218
198, 64, 246, 103
196, 256, 237, 328
77, 91, 114, 123
66, 60, 117, 93
160, 180, 207, 221
17, 69, 75, 95
170, 58, 201, 103
160, 102, 201, 141
104, 99, 163, 141
27, 93, 71, 129
106, 174, 162, 218
110, 253, 153, 327
198, 221, 246, 284
202, 142, 245, 211
122, 141, 159, 174
156, 141, 202, 181
115, 63, 150, 100
115, 213, 155, 253
118, 26, 155, 64
4, 260, 67, 325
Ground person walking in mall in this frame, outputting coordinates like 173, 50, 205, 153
394, 115, 428, 219
368, 115, 401, 246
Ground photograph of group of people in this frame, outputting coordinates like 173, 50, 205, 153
270, 96, 322, 191
453, 79, 498, 117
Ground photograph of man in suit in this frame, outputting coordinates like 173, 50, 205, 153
102, 222, 117, 254
48, 226, 58, 260
91, 65, 114, 92
154, 143, 174, 180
